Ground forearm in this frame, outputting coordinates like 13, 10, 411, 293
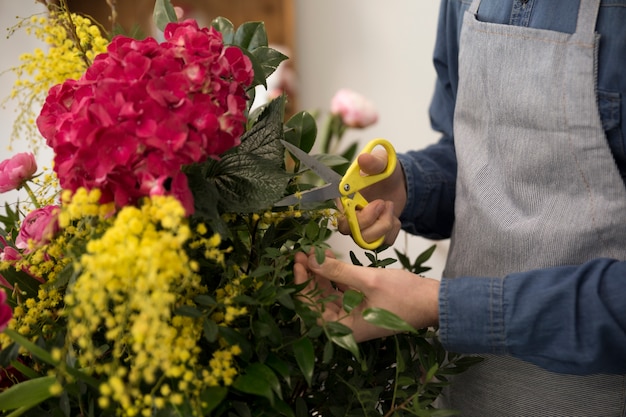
438, 258, 626, 375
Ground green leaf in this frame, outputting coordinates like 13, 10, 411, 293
328, 333, 361, 361
232, 363, 276, 405
4, 329, 99, 389
285, 111, 317, 153
349, 251, 363, 266
203, 319, 218, 343
252, 46, 288, 82
211, 17, 235, 44
152, 0, 177, 32
414, 244, 436, 269
200, 386, 228, 414
0, 375, 56, 411
0, 268, 41, 307
322, 339, 334, 364
174, 305, 203, 318
342, 289, 364, 313
293, 337, 315, 387
265, 353, 291, 387
233, 22, 268, 51
325, 321, 352, 337
362, 307, 418, 334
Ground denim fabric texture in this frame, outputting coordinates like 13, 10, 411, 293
400, 0, 626, 377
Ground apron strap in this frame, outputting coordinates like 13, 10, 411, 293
575, 0, 601, 37
468, 0, 481, 15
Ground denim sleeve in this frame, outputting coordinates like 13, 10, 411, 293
438, 258, 626, 375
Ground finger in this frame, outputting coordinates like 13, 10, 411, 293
357, 148, 388, 175
306, 254, 373, 293
359, 201, 401, 245
336, 199, 385, 236
295, 251, 337, 298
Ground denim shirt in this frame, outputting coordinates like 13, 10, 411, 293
400, 0, 626, 374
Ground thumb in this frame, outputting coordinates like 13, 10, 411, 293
357, 147, 388, 175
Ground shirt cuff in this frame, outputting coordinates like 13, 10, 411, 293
438, 275, 509, 355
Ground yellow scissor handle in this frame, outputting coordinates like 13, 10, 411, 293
339, 138, 397, 250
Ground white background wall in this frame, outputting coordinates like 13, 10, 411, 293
0, 1, 448, 278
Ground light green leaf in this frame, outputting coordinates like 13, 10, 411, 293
293, 337, 315, 387
0, 375, 56, 411
153, 0, 178, 32
362, 307, 418, 334
342, 289, 364, 313
328, 333, 361, 361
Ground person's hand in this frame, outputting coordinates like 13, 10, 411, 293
337, 147, 407, 246
293, 251, 440, 342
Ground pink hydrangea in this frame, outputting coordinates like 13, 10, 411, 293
15, 205, 60, 251
0, 153, 37, 193
37, 20, 254, 214
330, 88, 378, 128
0, 289, 11, 332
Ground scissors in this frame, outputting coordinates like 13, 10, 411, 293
275, 138, 397, 250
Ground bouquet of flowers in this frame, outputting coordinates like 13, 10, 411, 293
0, 2, 477, 416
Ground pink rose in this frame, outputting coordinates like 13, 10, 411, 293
15, 206, 60, 251
330, 88, 378, 128
0, 153, 37, 193
0, 289, 11, 332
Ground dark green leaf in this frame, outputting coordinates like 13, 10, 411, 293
194, 295, 216, 306
252, 46, 288, 82
211, 17, 235, 44
322, 339, 334, 364
265, 353, 291, 387
200, 386, 228, 414
153, 0, 178, 32
414, 244, 436, 268
174, 305, 203, 318
362, 307, 418, 334
293, 337, 315, 387
203, 320, 218, 343
232, 366, 275, 405
349, 251, 363, 266
233, 21, 268, 51
284, 111, 317, 153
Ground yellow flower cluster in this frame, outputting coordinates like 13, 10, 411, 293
64, 195, 239, 416
7, 11, 109, 151
58, 188, 115, 228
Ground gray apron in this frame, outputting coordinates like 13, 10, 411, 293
442, 0, 626, 415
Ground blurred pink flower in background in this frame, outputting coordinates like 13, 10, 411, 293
330, 88, 378, 128
15, 205, 60, 251
0, 152, 37, 193
0, 289, 11, 332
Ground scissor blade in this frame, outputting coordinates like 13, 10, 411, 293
274, 183, 340, 206
281, 140, 343, 185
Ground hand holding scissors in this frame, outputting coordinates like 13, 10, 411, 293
274, 138, 397, 250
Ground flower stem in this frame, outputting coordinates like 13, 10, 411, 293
21, 182, 41, 209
